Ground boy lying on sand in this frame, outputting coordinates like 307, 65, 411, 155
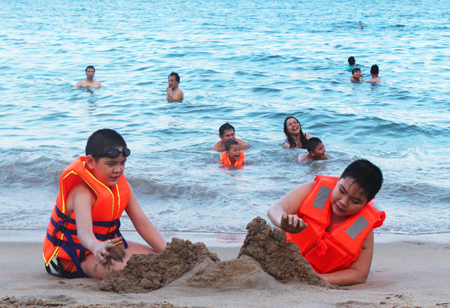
267, 159, 384, 286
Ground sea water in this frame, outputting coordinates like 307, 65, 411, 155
1, 0, 449, 239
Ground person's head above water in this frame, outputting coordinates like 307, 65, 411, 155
85, 66, 96, 80
339, 159, 383, 202
348, 57, 356, 66
225, 139, 239, 151
370, 65, 379, 76
168, 72, 180, 83
284, 116, 308, 148
219, 122, 235, 139
86, 128, 129, 162
306, 137, 327, 160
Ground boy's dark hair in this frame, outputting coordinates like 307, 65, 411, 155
340, 159, 383, 202
370, 65, 379, 75
168, 72, 180, 83
283, 116, 308, 149
352, 68, 361, 74
307, 137, 322, 153
225, 139, 239, 151
85, 66, 95, 72
348, 57, 355, 66
86, 129, 127, 161
219, 123, 235, 136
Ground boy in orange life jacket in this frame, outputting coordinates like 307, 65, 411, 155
267, 159, 384, 286
43, 129, 166, 279
220, 140, 245, 167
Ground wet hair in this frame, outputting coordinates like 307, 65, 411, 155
340, 159, 383, 202
307, 137, 322, 153
85, 129, 127, 161
352, 68, 361, 74
283, 116, 308, 149
85, 66, 95, 72
168, 72, 180, 83
348, 57, 355, 66
370, 65, 379, 75
219, 123, 235, 136
225, 139, 239, 151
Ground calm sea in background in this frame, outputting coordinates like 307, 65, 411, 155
1, 0, 449, 241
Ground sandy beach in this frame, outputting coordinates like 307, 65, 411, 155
1, 231, 449, 308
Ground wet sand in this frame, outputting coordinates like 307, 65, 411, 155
1, 236, 449, 307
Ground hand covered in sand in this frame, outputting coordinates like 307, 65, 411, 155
280, 213, 308, 234
92, 237, 123, 265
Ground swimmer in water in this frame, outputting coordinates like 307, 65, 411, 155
212, 123, 249, 152
368, 65, 381, 83
220, 140, 245, 167
166, 72, 184, 101
350, 68, 364, 82
76, 66, 102, 88
345, 56, 356, 70
298, 137, 327, 162
360, 25, 363, 30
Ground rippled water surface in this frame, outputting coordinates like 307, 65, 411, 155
1, 0, 450, 236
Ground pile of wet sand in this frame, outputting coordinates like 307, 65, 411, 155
238, 217, 329, 286
99, 238, 220, 292
100, 217, 329, 293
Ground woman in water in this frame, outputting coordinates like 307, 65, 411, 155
283, 116, 311, 149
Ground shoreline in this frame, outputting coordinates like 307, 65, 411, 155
4, 229, 450, 245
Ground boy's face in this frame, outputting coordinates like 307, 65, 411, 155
310, 142, 327, 160
88, 149, 127, 187
353, 70, 361, 78
226, 144, 241, 161
330, 177, 368, 217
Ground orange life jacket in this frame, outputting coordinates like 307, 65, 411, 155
220, 151, 245, 166
286, 175, 385, 274
43, 157, 130, 277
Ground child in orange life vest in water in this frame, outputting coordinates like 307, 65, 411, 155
220, 140, 245, 167
43, 129, 166, 279
297, 137, 328, 162
267, 159, 384, 286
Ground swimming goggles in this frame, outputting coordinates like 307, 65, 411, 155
93, 147, 131, 158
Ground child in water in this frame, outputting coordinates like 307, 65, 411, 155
267, 159, 384, 286
298, 137, 328, 162
350, 68, 364, 82
43, 129, 166, 279
220, 140, 245, 167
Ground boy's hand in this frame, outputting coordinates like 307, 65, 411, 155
92, 237, 123, 264
280, 213, 308, 234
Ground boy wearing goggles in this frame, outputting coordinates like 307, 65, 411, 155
43, 129, 166, 279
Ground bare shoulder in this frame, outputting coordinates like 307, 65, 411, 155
305, 133, 311, 139
236, 138, 249, 149
66, 181, 97, 214
76, 80, 86, 87
212, 141, 223, 151
94, 81, 102, 88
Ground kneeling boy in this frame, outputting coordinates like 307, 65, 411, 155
267, 159, 384, 286
220, 140, 245, 167
298, 137, 327, 162
43, 129, 166, 279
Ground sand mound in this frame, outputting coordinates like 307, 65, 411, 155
172, 255, 282, 290
99, 238, 220, 293
99, 217, 329, 293
238, 217, 330, 287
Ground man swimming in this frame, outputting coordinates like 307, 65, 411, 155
212, 123, 249, 152
368, 65, 381, 83
76, 66, 102, 88
166, 72, 184, 101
